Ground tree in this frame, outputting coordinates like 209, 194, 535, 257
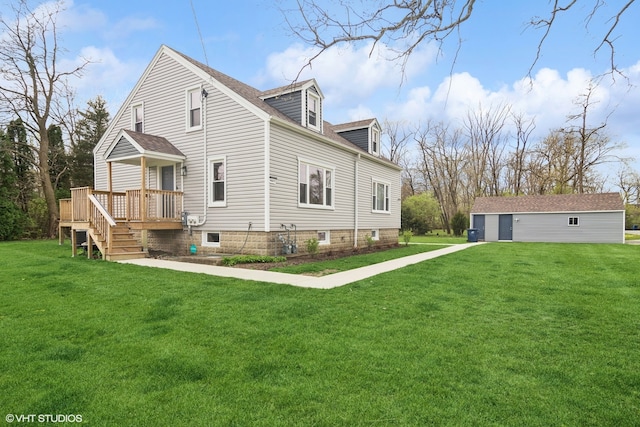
0, 129, 26, 240
69, 96, 110, 188
415, 121, 465, 234
401, 192, 441, 234
6, 118, 34, 212
450, 211, 469, 237
47, 124, 70, 198
0, 0, 90, 237
288, 1, 635, 78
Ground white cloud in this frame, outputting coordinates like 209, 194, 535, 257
61, 46, 146, 110
260, 41, 437, 106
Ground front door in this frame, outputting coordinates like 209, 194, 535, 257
498, 214, 513, 241
161, 165, 175, 191
161, 166, 175, 218
473, 215, 485, 241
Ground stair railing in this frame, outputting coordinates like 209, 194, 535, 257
88, 194, 117, 257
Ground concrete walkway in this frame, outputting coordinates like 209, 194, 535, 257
119, 242, 485, 289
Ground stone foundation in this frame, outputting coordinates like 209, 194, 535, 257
141, 228, 399, 257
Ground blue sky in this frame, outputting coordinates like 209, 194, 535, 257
5, 0, 640, 179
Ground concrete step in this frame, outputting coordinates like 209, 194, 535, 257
107, 252, 147, 261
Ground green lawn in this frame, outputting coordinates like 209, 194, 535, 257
1, 240, 639, 426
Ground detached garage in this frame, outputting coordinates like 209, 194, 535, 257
470, 193, 625, 244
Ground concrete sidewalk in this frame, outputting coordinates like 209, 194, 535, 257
119, 242, 485, 289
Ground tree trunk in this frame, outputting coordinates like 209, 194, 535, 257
38, 132, 59, 237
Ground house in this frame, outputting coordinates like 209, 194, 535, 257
59, 45, 401, 260
470, 193, 625, 244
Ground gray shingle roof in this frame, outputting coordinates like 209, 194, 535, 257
123, 130, 185, 157
471, 193, 624, 213
169, 47, 396, 165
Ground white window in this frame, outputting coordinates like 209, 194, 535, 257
568, 217, 579, 226
187, 88, 202, 130
371, 229, 379, 241
371, 128, 380, 155
307, 92, 320, 131
202, 232, 221, 247
317, 230, 329, 245
132, 104, 143, 132
298, 159, 334, 209
208, 157, 226, 207
372, 181, 390, 213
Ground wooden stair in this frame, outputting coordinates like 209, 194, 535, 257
89, 223, 146, 261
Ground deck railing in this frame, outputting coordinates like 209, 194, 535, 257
59, 199, 72, 222
60, 187, 183, 225
126, 189, 183, 221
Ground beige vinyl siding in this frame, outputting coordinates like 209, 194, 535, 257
200, 85, 266, 230
357, 157, 401, 230
94, 52, 266, 229
513, 211, 624, 243
269, 122, 356, 230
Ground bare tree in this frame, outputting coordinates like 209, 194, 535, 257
506, 112, 536, 195
287, 1, 635, 77
462, 103, 510, 197
415, 121, 466, 234
0, 1, 90, 237
566, 82, 624, 193
382, 119, 411, 164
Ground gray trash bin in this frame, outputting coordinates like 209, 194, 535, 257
467, 228, 478, 243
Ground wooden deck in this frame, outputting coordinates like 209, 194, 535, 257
59, 187, 183, 260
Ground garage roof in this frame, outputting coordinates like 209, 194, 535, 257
471, 193, 624, 214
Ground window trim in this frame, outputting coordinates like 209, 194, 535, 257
371, 127, 380, 156
298, 158, 335, 210
317, 230, 330, 245
372, 179, 391, 213
568, 216, 579, 227
186, 86, 203, 132
202, 231, 221, 247
307, 91, 321, 132
132, 103, 144, 133
208, 156, 227, 207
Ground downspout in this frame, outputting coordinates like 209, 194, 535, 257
354, 153, 360, 248
194, 86, 208, 227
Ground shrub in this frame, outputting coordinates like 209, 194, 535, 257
451, 211, 469, 237
402, 229, 413, 246
221, 255, 286, 266
305, 237, 319, 257
365, 234, 375, 248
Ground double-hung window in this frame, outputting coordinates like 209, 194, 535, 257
208, 157, 226, 207
307, 92, 320, 131
299, 160, 333, 209
132, 104, 143, 132
371, 128, 380, 155
372, 181, 390, 213
187, 88, 202, 130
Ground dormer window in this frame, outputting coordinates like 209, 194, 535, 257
372, 128, 380, 156
307, 91, 320, 132
132, 104, 143, 132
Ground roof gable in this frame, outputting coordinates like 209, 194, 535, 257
105, 129, 185, 166
471, 193, 624, 214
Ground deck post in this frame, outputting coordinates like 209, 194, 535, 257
71, 230, 77, 257
140, 156, 147, 222
140, 156, 148, 252
107, 162, 113, 216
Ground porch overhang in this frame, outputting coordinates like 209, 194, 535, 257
105, 129, 186, 167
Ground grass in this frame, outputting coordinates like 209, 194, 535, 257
1, 240, 639, 426
407, 230, 469, 244
270, 243, 448, 275
625, 232, 640, 241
